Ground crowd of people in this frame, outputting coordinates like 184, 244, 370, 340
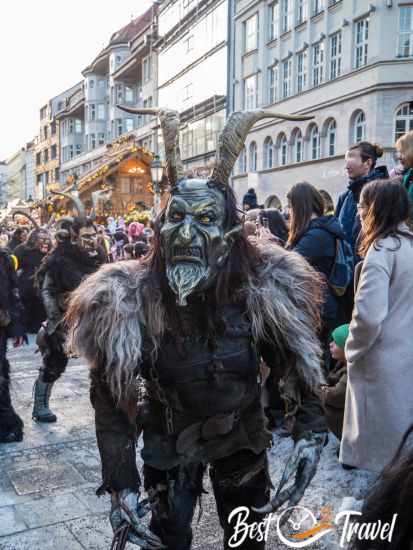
1, 128, 413, 548
241, 137, 413, 477
0, 209, 154, 434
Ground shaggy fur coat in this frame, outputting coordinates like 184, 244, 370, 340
67, 242, 325, 403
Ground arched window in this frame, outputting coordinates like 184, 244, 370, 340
395, 102, 413, 141
310, 125, 320, 160
276, 133, 288, 166
249, 141, 257, 172
264, 137, 274, 169
292, 129, 303, 163
327, 119, 337, 156
353, 111, 366, 143
239, 147, 247, 173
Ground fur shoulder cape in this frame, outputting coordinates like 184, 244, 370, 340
67, 242, 325, 401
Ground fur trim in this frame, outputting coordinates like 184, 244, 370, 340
66, 243, 325, 401
246, 241, 325, 391
66, 261, 148, 401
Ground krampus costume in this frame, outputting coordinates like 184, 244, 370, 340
32, 193, 105, 422
0, 248, 25, 443
13, 211, 53, 334
66, 108, 328, 550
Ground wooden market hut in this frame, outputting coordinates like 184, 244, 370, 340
75, 134, 154, 218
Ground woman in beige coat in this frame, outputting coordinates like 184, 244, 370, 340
340, 179, 413, 473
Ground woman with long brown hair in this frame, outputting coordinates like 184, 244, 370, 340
287, 182, 351, 366
341, 179, 413, 473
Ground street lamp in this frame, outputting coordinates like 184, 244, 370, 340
150, 156, 164, 214
72, 176, 79, 198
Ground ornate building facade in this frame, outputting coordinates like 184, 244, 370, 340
229, 0, 413, 204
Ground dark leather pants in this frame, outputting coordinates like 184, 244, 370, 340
38, 329, 68, 383
144, 450, 270, 550
0, 329, 23, 432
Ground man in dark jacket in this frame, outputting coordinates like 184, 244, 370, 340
335, 142, 387, 260
0, 249, 26, 443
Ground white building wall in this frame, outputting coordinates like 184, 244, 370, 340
159, 1, 227, 86
0, 163, 8, 206
159, 47, 227, 110
25, 148, 36, 200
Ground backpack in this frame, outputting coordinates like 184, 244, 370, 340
328, 237, 354, 297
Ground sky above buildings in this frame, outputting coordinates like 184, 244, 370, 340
0, 0, 154, 160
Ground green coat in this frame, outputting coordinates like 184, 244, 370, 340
403, 168, 413, 202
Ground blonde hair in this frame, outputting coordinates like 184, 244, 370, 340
396, 131, 413, 167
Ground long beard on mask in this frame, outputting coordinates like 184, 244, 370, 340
166, 262, 209, 306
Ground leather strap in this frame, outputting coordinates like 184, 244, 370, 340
110, 523, 130, 550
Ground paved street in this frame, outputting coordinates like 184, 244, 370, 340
0, 343, 375, 550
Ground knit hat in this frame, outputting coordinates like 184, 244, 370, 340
331, 324, 350, 349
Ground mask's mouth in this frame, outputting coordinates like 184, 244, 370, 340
80, 236, 97, 249
172, 246, 203, 262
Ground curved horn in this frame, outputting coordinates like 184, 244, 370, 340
12, 210, 40, 230
117, 104, 184, 188
211, 109, 315, 189
50, 191, 86, 225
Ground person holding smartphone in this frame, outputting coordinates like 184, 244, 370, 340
256, 208, 288, 246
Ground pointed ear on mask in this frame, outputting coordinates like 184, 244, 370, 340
216, 225, 243, 267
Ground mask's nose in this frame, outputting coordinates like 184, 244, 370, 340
178, 219, 193, 244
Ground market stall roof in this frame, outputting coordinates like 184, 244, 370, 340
74, 134, 154, 195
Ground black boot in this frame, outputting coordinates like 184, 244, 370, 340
32, 378, 57, 422
0, 357, 24, 442
0, 426, 23, 443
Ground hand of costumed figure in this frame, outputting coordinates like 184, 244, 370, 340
110, 489, 166, 549
253, 432, 327, 518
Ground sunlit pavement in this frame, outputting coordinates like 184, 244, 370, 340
0, 343, 374, 549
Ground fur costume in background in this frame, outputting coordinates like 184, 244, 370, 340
11, 211, 53, 334
66, 107, 327, 550
32, 192, 105, 424
0, 249, 25, 443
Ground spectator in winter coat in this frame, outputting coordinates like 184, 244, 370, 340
341, 180, 413, 473
319, 324, 349, 440
336, 142, 387, 260
257, 208, 288, 246
128, 221, 145, 243
242, 188, 258, 211
287, 182, 350, 365
318, 189, 335, 216
395, 130, 413, 214
351, 423, 413, 550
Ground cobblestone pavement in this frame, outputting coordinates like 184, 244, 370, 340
0, 343, 375, 550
